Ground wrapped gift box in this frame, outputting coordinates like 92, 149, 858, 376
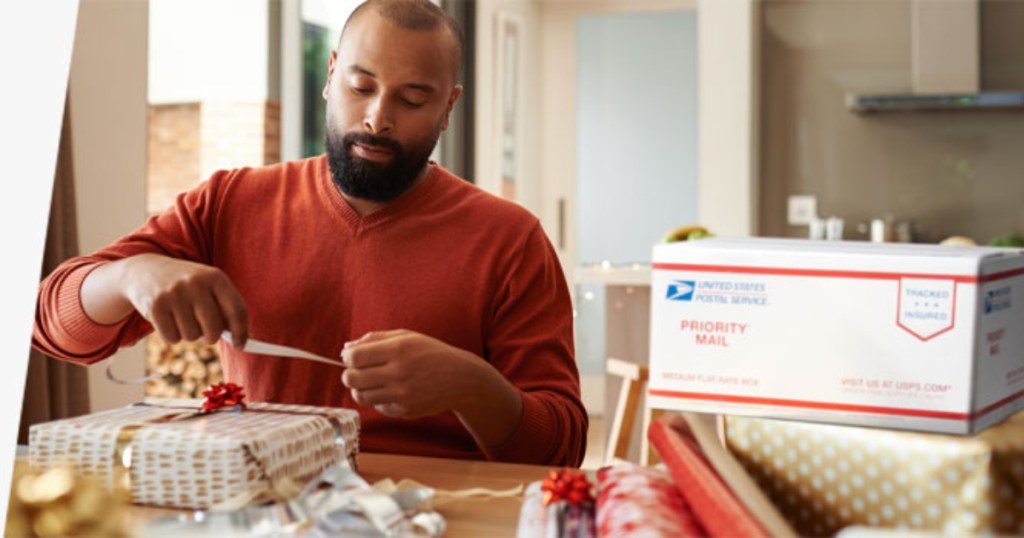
29, 397, 360, 510
724, 411, 1024, 536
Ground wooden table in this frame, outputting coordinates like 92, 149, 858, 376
359, 453, 552, 536
17, 452, 552, 537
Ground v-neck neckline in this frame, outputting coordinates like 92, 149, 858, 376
315, 155, 442, 235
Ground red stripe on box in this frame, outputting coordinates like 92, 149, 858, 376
652, 263, 980, 283
974, 389, 1024, 418
648, 389, 971, 420
980, 267, 1024, 283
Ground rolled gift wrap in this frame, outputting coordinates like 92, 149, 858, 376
596, 463, 703, 537
516, 481, 559, 538
648, 415, 770, 538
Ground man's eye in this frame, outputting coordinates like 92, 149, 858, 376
402, 98, 425, 108
351, 86, 373, 95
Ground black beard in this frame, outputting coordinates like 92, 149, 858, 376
325, 130, 434, 203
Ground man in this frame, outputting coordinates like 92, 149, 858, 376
33, 0, 587, 467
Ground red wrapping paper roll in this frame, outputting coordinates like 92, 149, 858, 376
647, 415, 769, 538
597, 463, 703, 537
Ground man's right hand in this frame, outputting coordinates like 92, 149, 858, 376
80, 253, 248, 346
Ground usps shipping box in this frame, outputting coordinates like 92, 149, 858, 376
648, 238, 1024, 434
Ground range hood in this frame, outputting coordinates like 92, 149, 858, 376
847, 92, 1024, 113
847, 0, 1024, 114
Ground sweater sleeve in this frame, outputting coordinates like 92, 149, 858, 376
32, 172, 227, 365
480, 223, 588, 467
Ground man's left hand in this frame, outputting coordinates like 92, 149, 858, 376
340, 329, 483, 418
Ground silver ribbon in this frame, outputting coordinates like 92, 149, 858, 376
143, 457, 446, 537
105, 355, 161, 385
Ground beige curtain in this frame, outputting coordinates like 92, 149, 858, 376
18, 94, 90, 444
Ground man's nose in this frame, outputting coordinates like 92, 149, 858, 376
363, 96, 394, 135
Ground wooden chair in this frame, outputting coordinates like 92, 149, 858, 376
604, 357, 649, 464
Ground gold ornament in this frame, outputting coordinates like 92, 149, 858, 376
6, 462, 132, 537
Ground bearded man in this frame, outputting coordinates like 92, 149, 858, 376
33, 0, 586, 467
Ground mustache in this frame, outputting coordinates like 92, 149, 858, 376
342, 132, 403, 154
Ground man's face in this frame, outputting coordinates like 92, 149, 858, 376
323, 10, 461, 203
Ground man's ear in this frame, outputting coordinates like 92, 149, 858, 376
440, 85, 463, 131
322, 51, 338, 100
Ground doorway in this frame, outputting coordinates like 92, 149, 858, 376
538, 2, 699, 424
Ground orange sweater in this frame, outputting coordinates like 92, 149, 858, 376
33, 156, 587, 466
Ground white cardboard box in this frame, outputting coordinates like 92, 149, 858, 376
648, 238, 1024, 434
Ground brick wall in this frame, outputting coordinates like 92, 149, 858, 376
148, 100, 281, 215
147, 103, 201, 215
264, 101, 281, 164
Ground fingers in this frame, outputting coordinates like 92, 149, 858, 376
138, 266, 247, 346
343, 329, 402, 350
171, 303, 203, 342
341, 330, 409, 369
341, 364, 389, 391
212, 277, 249, 348
374, 404, 409, 418
148, 302, 181, 343
150, 295, 205, 344
341, 340, 394, 369
349, 387, 415, 419
191, 289, 226, 344
342, 355, 413, 416
350, 386, 391, 407
342, 352, 393, 408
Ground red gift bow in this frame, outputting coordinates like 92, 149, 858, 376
541, 468, 595, 507
201, 382, 247, 413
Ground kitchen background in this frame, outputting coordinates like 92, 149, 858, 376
760, 0, 1024, 243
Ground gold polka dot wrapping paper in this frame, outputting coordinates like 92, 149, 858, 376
724, 411, 1024, 536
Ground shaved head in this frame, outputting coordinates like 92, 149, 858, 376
340, 0, 464, 84
323, 0, 464, 206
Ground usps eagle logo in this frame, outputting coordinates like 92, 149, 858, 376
666, 280, 696, 301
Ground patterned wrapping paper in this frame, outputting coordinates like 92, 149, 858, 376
596, 463, 703, 537
723, 411, 1024, 536
29, 397, 360, 510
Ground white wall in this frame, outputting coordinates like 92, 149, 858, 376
474, 0, 543, 217
538, 0, 698, 280
697, 0, 760, 236
149, 0, 272, 104
575, 11, 698, 264
537, 0, 698, 419
70, 0, 149, 411
572, 10, 698, 414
